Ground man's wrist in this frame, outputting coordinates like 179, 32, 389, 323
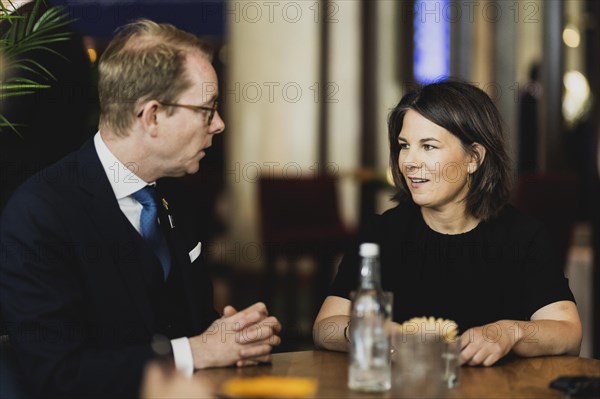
171, 337, 194, 377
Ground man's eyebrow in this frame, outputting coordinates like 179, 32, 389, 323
199, 94, 218, 105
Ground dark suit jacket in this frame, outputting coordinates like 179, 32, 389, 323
0, 139, 218, 397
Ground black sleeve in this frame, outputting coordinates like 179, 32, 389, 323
328, 247, 360, 300
521, 223, 576, 319
0, 194, 155, 398
329, 215, 382, 299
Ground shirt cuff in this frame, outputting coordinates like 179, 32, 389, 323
171, 337, 194, 377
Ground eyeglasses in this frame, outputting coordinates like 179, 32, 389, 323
158, 99, 219, 125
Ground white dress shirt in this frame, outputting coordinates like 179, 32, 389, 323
94, 132, 194, 376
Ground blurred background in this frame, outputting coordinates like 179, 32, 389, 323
1, 0, 599, 358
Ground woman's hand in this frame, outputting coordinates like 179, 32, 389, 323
460, 300, 582, 366
460, 320, 520, 366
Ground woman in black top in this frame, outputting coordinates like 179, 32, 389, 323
313, 81, 582, 366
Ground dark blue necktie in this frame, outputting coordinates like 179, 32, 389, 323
131, 186, 171, 280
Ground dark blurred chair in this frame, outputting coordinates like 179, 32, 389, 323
258, 177, 354, 347
511, 173, 579, 271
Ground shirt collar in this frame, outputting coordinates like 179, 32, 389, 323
93, 132, 152, 200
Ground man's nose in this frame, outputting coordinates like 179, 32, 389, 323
210, 111, 225, 134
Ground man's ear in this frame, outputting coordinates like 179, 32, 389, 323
468, 143, 486, 174
138, 101, 161, 136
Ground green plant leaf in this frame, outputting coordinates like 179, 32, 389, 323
25, 0, 44, 35
35, 6, 71, 28
1, 83, 48, 95
0, 0, 75, 134
0, 114, 24, 137
0, 14, 24, 21
3, 76, 49, 85
13, 58, 57, 80
10, 40, 71, 59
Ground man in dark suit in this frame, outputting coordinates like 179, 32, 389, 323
0, 19, 281, 397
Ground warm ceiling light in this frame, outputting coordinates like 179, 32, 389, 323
87, 47, 97, 63
563, 70, 591, 126
562, 26, 580, 48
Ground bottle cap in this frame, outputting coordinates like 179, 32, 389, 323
359, 243, 379, 257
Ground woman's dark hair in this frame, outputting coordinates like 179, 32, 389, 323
388, 80, 513, 220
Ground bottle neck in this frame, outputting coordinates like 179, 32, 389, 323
359, 255, 381, 290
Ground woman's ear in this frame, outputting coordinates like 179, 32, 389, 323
468, 143, 486, 174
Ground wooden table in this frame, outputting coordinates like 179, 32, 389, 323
194, 350, 600, 398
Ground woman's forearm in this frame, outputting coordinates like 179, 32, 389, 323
313, 315, 351, 352
510, 319, 582, 357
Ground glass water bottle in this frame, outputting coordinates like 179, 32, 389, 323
348, 243, 392, 392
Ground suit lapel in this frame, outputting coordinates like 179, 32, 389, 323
75, 140, 157, 334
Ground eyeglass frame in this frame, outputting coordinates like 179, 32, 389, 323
159, 99, 218, 125
137, 98, 219, 125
